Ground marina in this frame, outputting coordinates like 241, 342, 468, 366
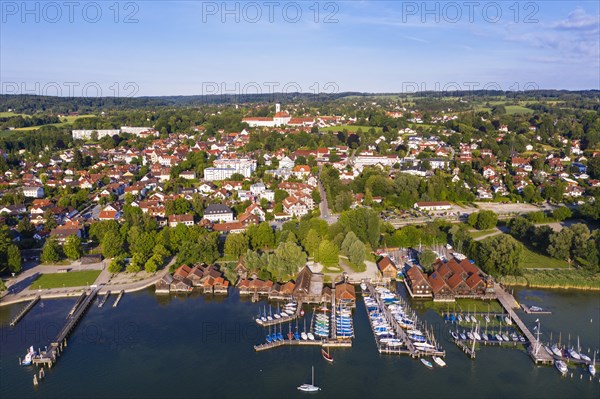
2, 286, 599, 398
364, 282, 445, 359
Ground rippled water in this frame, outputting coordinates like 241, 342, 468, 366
1, 285, 599, 399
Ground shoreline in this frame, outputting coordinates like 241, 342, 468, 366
500, 281, 600, 291
0, 274, 162, 307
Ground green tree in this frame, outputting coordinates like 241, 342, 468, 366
473, 235, 524, 277
108, 256, 125, 274
63, 235, 83, 260
303, 229, 321, 257
126, 254, 143, 273
468, 210, 498, 230
248, 222, 275, 250
41, 238, 61, 263
224, 233, 249, 258
552, 206, 572, 222
341, 231, 359, 255
7, 244, 22, 273
315, 240, 339, 266
102, 232, 125, 258
418, 249, 438, 273
348, 240, 365, 267
144, 254, 161, 274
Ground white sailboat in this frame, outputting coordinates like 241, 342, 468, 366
298, 366, 321, 392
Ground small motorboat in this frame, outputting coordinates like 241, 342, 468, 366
580, 353, 591, 362
301, 332, 308, 340
433, 356, 446, 367
460, 333, 467, 341
504, 316, 512, 325
589, 364, 596, 377
484, 315, 490, 323
502, 334, 510, 342
21, 346, 35, 366
420, 358, 433, 369
450, 331, 459, 340
321, 347, 333, 363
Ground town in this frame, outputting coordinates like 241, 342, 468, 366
0, 91, 599, 384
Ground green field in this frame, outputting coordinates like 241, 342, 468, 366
522, 245, 570, 269
0, 111, 27, 117
320, 125, 382, 133
504, 105, 534, 115
13, 114, 96, 131
31, 270, 101, 289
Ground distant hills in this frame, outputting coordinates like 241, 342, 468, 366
1, 90, 598, 114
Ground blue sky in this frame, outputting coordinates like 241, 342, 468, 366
1, 1, 599, 96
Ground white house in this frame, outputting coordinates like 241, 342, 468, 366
22, 186, 44, 198
203, 204, 234, 222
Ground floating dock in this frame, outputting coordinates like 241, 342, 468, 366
9, 295, 40, 327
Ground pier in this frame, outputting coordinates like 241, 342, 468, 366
9, 295, 40, 327
113, 290, 124, 307
495, 284, 554, 364
32, 287, 100, 367
365, 282, 445, 359
67, 292, 87, 317
254, 301, 303, 327
521, 304, 552, 315
98, 291, 111, 308
253, 338, 352, 352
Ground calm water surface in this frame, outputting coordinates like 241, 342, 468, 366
1, 285, 599, 399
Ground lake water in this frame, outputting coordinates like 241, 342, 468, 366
1, 285, 599, 399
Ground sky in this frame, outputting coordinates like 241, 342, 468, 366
1, 1, 599, 96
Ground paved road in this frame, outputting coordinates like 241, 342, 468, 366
317, 177, 338, 225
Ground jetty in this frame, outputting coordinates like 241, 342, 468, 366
67, 291, 87, 317
32, 287, 100, 367
98, 291, 111, 308
253, 338, 352, 352
495, 284, 554, 364
255, 301, 303, 327
521, 304, 552, 315
113, 290, 124, 308
9, 295, 40, 327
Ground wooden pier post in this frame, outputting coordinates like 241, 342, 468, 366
33, 375, 38, 386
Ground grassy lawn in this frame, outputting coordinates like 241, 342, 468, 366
522, 245, 570, 269
469, 229, 499, 239
31, 270, 101, 289
0, 111, 27, 117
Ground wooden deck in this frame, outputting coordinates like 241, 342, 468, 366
495, 284, 554, 364
254, 338, 352, 352
32, 288, 99, 366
